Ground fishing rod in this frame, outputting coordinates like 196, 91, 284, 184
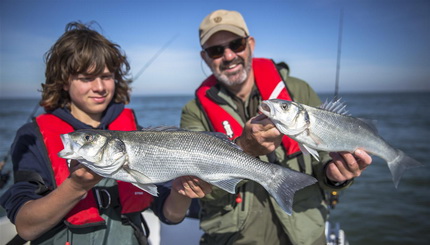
334, 7, 344, 100
0, 103, 40, 158
133, 33, 179, 81
325, 8, 345, 210
0, 102, 40, 189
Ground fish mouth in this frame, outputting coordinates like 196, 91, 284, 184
58, 134, 72, 158
58, 134, 83, 160
259, 101, 274, 117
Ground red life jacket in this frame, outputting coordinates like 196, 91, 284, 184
195, 58, 301, 156
36, 108, 153, 227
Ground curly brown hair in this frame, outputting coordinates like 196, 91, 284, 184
40, 21, 132, 111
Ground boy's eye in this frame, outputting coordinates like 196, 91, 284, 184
100, 75, 114, 80
75, 74, 114, 82
76, 77, 94, 82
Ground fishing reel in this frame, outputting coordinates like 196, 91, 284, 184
325, 190, 340, 209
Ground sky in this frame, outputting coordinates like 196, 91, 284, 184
0, 0, 429, 98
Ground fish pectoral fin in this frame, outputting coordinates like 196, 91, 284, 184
123, 167, 159, 196
124, 166, 153, 184
209, 179, 243, 194
299, 144, 320, 161
132, 183, 159, 196
306, 129, 325, 146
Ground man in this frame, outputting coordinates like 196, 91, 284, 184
180, 9, 372, 245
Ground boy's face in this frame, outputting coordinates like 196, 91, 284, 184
64, 66, 115, 126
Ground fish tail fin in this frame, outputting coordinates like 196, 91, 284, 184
263, 166, 317, 215
389, 150, 422, 188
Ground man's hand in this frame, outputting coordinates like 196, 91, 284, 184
163, 176, 212, 223
326, 149, 372, 183
236, 114, 283, 156
172, 176, 212, 198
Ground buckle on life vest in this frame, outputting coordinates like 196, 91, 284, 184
222, 120, 234, 139
94, 188, 111, 209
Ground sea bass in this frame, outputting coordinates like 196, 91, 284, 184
259, 99, 422, 188
58, 128, 317, 214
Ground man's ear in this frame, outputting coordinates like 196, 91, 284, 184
248, 36, 256, 53
200, 50, 210, 66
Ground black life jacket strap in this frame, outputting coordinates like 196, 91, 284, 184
6, 234, 27, 245
121, 213, 150, 245
297, 154, 306, 173
14, 170, 51, 195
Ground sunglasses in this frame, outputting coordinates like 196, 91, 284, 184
204, 37, 249, 59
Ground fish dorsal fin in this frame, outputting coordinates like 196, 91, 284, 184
142, 127, 242, 150
141, 126, 185, 132
357, 118, 379, 134
319, 98, 350, 116
320, 98, 378, 133
202, 132, 242, 151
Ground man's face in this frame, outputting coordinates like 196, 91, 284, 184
201, 31, 255, 87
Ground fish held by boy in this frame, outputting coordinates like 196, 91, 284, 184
58, 127, 317, 215
259, 98, 422, 188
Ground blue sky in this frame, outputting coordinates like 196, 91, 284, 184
1, 0, 429, 98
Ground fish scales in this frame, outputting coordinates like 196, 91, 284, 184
121, 131, 261, 180
58, 128, 317, 214
303, 105, 398, 159
259, 99, 422, 188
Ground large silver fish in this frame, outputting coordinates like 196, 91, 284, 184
58, 128, 317, 214
259, 99, 422, 188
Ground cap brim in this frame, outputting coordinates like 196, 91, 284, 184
200, 25, 247, 46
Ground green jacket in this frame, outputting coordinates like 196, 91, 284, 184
180, 61, 351, 245
31, 179, 142, 245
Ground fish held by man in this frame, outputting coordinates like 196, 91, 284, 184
58, 128, 317, 215
259, 98, 422, 188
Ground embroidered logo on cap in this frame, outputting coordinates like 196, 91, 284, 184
214, 17, 222, 23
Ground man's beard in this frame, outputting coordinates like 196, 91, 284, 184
213, 53, 253, 87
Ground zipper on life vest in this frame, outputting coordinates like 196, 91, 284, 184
65, 226, 71, 245
235, 185, 246, 211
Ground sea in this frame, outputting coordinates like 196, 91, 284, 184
0, 92, 429, 245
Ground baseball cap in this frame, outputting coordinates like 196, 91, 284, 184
199, 9, 249, 46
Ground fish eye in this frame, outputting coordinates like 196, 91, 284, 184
84, 134, 94, 142
281, 104, 288, 110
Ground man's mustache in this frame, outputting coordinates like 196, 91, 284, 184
220, 57, 244, 70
